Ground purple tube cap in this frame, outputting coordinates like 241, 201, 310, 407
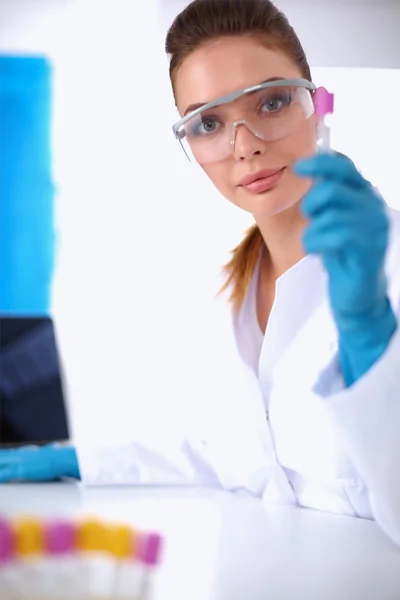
0, 517, 14, 563
44, 521, 77, 556
314, 86, 335, 117
139, 532, 163, 567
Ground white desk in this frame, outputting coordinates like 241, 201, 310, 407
1, 484, 400, 600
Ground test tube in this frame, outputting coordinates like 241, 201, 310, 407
137, 532, 163, 600
76, 518, 115, 599
107, 523, 137, 599
0, 516, 17, 600
43, 520, 79, 599
314, 86, 335, 151
13, 517, 45, 600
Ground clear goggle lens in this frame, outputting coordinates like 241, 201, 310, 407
175, 84, 315, 164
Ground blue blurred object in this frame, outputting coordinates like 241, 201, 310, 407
0, 55, 56, 315
0, 445, 80, 482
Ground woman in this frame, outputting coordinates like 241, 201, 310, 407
1, 0, 400, 546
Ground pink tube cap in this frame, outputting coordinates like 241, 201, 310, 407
139, 532, 163, 567
44, 521, 77, 556
314, 86, 334, 117
0, 517, 14, 563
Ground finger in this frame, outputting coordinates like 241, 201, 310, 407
304, 224, 388, 257
302, 211, 387, 254
304, 208, 378, 238
303, 222, 355, 254
294, 152, 368, 188
301, 182, 379, 219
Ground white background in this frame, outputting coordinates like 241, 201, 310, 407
2, 0, 399, 444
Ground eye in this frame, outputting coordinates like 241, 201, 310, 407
188, 116, 222, 137
260, 93, 291, 114
201, 118, 219, 133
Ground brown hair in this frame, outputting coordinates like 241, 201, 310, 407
165, 0, 311, 311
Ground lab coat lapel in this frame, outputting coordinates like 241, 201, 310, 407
202, 283, 297, 502
258, 255, 331, 402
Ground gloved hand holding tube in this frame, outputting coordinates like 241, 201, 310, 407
294, 87, 397, 386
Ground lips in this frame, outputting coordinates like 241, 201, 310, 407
239, 168, 285, 194
239, 168, 284, 187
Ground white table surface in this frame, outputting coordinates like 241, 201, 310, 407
1, 483, 400, 600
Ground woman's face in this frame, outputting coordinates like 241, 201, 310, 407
174, 36, 317, 218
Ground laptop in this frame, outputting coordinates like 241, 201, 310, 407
0, 317, 69, 448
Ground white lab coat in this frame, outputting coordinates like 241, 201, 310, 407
76, 208, 400, 546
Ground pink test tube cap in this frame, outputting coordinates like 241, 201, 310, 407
139, 532, 163, 567
0, 517, 14, 563
45, 521, 77, 556
314, 86, 335, 117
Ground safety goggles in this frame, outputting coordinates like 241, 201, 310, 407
172, 78, 317, 164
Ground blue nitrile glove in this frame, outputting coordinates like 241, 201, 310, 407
294, 152, 397, 387
0, 55, 55, 315
0, 445, 80, 483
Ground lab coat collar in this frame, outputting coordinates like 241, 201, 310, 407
275, 253, 326, 296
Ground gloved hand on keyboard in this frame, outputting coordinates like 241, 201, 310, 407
0, 444, 80, 483
294, 151, 397, 387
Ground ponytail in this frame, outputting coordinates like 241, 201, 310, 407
219, 225, 264, 311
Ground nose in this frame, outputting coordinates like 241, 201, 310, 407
232, 121, 266, 161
